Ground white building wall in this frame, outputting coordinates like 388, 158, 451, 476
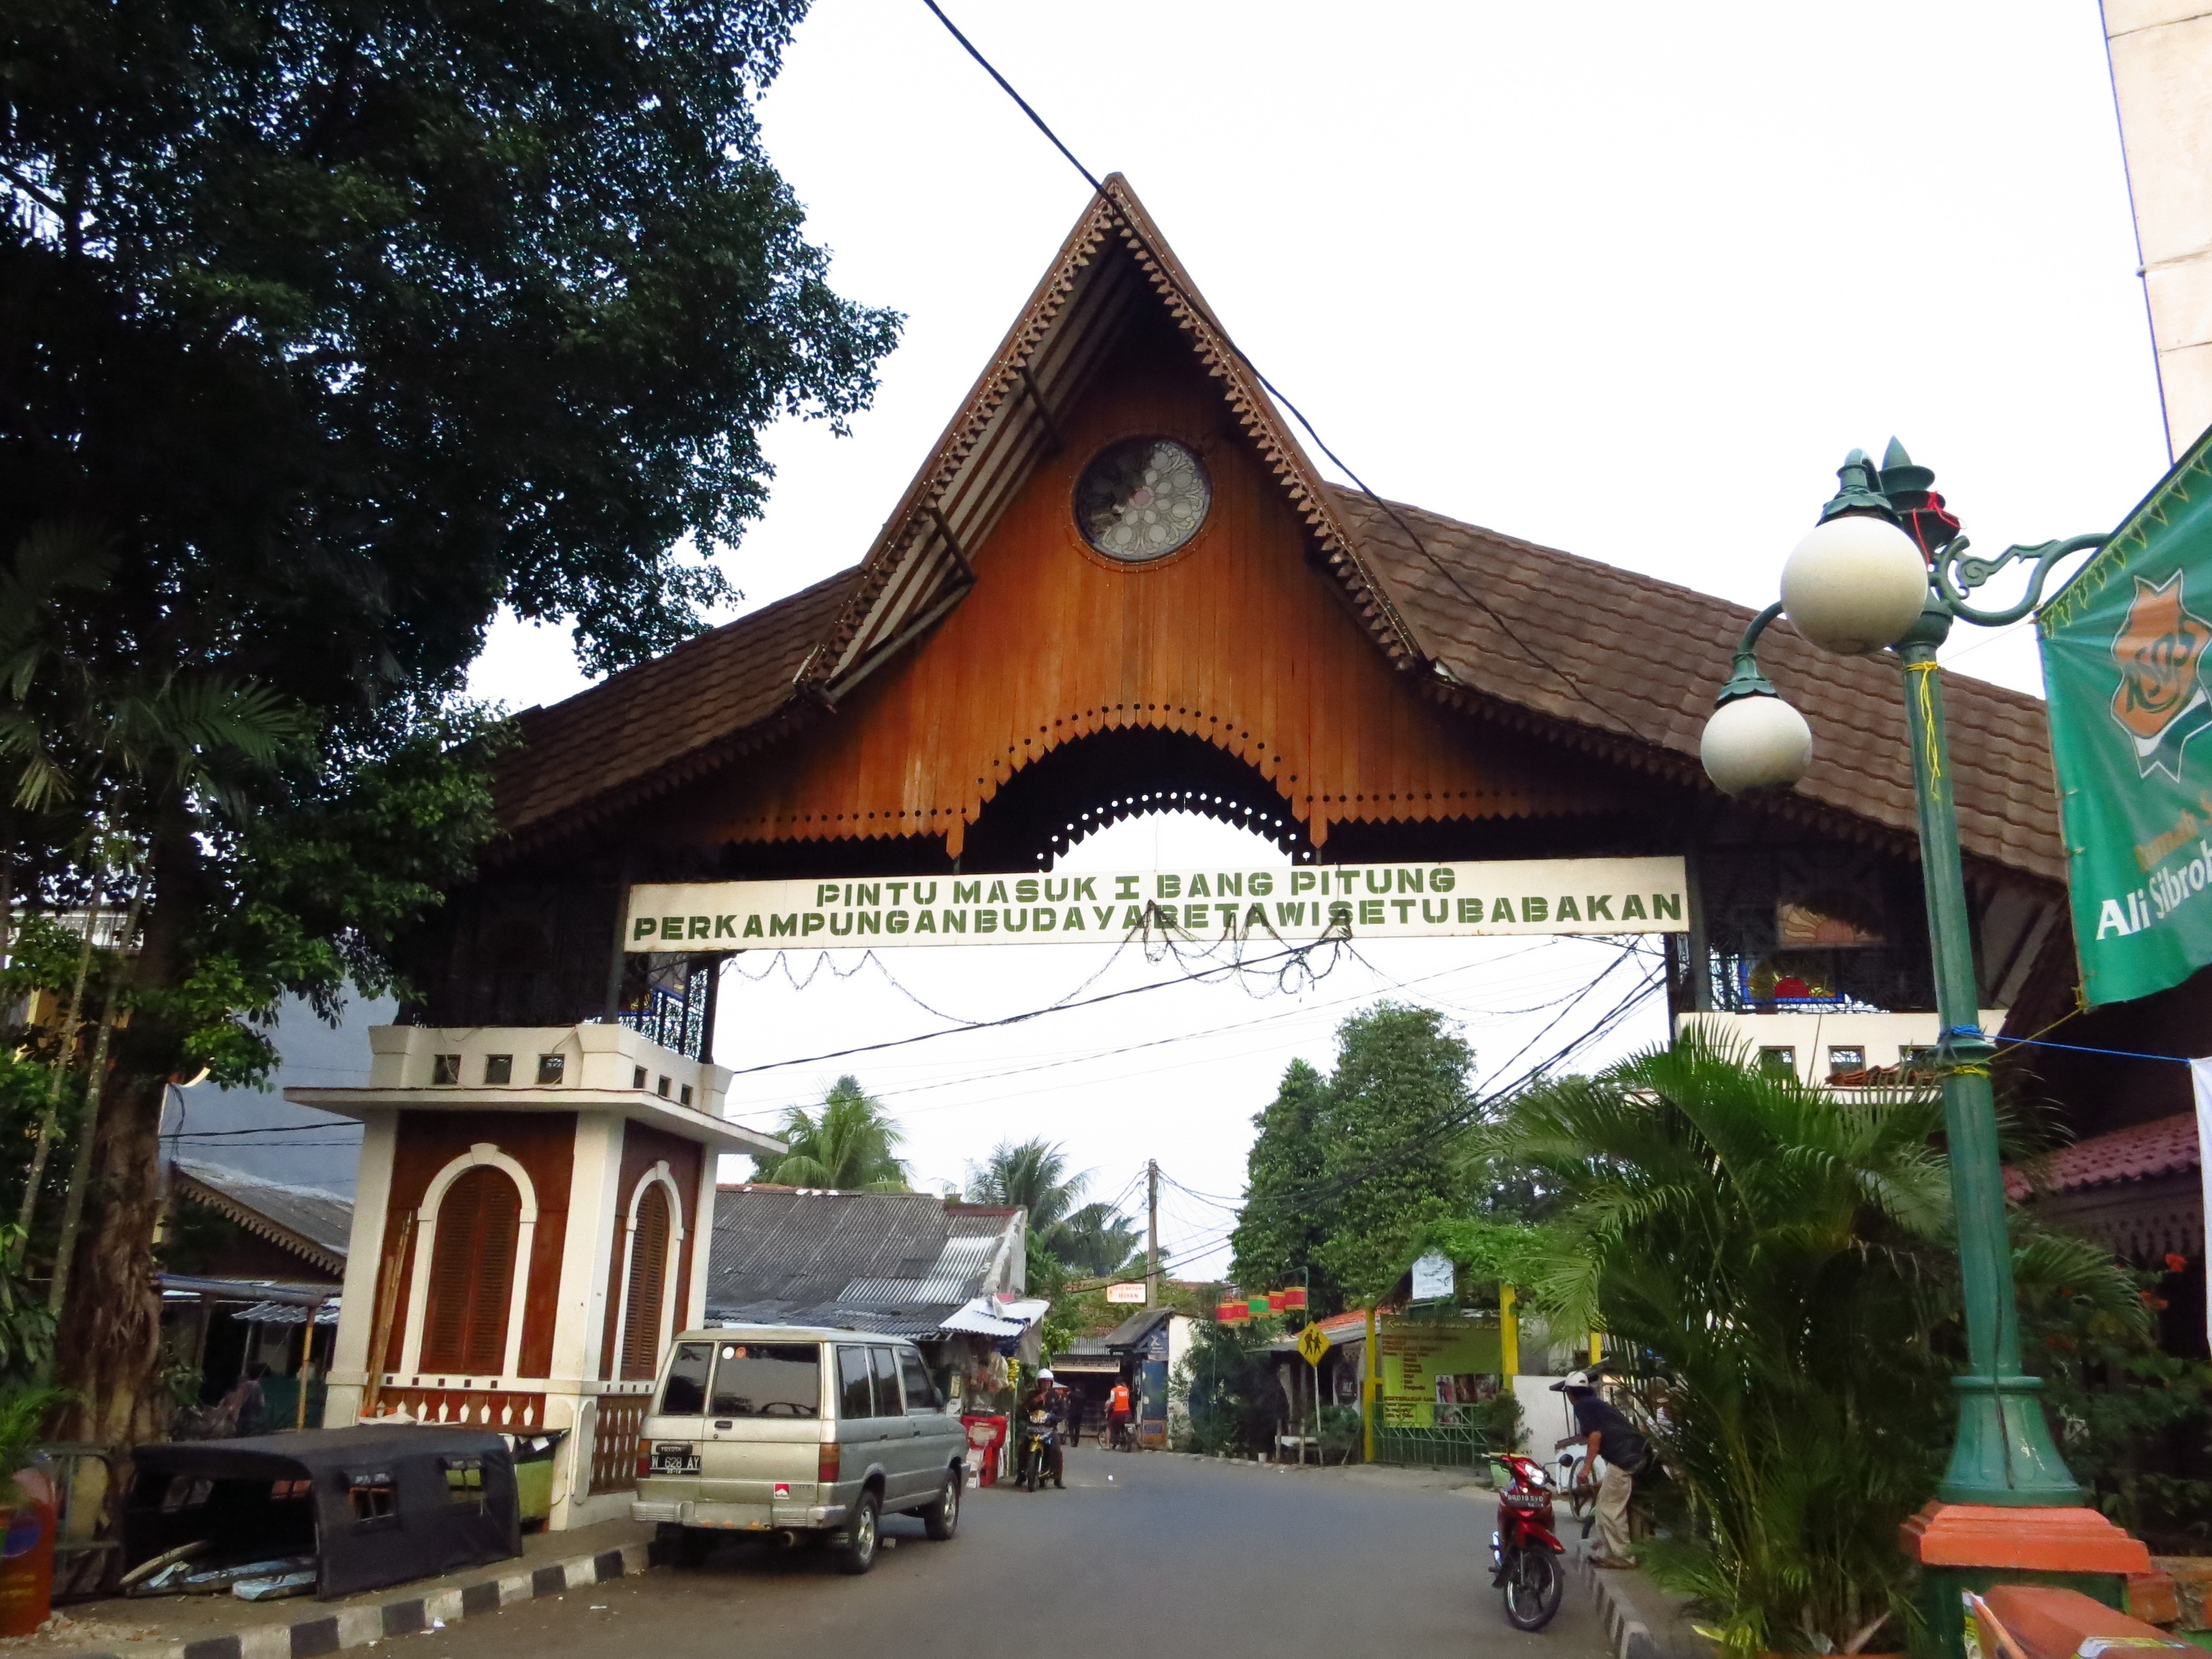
2103, 0, 2212, 457
323, 1110, 397, 1428
1678, 1009, 2007, 1091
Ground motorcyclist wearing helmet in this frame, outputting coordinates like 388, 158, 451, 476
1020, 1368, 1066, 1489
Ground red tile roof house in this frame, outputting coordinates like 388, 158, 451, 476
2007, 1114, 2204, 1351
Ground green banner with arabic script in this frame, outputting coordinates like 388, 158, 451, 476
2039, 428, 2212, 1005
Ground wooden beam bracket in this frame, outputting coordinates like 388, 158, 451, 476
927, 505, 979, 584
1012, 363, 1064, 455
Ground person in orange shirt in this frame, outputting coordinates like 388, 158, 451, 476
1107, 1379, 1133, 1449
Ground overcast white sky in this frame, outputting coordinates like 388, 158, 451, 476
460, 1, 2172, 1280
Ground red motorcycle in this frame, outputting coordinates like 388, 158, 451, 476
1490, 1452, 1567, 1629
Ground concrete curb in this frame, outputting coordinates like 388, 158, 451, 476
1578, 1552, 1698, 1659
68, 1541, 652, 1659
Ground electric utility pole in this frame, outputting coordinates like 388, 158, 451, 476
1146, 1159, 1159, 1307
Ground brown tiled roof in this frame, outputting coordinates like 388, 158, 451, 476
488, 173, 2064, 886
494, 568, 856, 847
2005, 1111, 2199, 1200
1332, 490, 2064, 883
495, 499, 2064, 879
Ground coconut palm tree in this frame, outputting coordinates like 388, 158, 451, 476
763, 1076, 909, 1191
965, 1137, 1090, 1229
964, 1139, 1139, 1277
1494, 1033, 2142, 1659
1045, 1202, 1141, 1279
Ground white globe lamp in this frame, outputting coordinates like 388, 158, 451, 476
1780, 513, 1929, 656
1701, 691, 1813, 795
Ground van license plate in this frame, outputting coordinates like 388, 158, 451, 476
650, 1444, 701, 1475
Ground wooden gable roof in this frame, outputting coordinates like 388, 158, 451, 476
494, 177, 2062, 885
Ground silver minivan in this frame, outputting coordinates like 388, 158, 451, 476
628, 1325, 967, 1574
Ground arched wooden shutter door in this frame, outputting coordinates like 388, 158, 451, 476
620, 1184, 673, 1381
421, 1167, 521, 1375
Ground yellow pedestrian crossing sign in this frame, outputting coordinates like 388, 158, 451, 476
1296, 1321, 1331, 1366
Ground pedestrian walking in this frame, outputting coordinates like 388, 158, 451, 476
1551, 1371, 1650, 1569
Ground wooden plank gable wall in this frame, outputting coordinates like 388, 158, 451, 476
663, 321, 1635, 860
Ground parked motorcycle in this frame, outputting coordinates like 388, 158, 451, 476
1015, 1412, 1060, 1491
1490, 1452, 1566, 1630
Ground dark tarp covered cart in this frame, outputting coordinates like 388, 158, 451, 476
124, 1426, 520, 1600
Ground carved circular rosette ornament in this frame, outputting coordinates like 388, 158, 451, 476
1073, 436, 1211, 562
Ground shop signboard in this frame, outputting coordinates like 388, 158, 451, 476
1410, 1251, 1455, 1303
623, 857, 1688, 951
1377, 1318, 1503, 1428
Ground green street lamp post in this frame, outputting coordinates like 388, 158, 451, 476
1700, 440, 2107, 1507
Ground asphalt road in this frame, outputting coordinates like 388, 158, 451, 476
417, 1448, 1613, 1659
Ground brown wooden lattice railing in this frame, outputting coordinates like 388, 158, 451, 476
590, 1396, 649, 1494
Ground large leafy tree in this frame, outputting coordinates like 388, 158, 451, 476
764, 1076, 909, 1192
1311, 1004, 1473, 1300
2, 0, 899, 1439
1228, 1058, 1333, 1299
1226, 1008, 1477, 1307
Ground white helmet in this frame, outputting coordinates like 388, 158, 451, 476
1551, 1370, 1595, 1392
1038, 1368, 1056, 1381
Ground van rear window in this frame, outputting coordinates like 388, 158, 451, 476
709, 1342, 821, 1418
660, 1342, 715, 1415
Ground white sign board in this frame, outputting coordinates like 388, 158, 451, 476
1104, 1282, 1148, 1305
1410, 1251, 1456, 1303
624, 856, 1687, 951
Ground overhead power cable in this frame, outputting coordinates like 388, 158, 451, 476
917, 0, 1655, 745
720, 935, 1351, 1077
719, 935, 1609, 1122
1166, 956, 1664, 1231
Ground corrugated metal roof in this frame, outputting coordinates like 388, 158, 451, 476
1100, 1308, 1172, 1351
172, 1160, 352, 1277
707, 1187, 1021, 1331
838, 1234, 1003, 1310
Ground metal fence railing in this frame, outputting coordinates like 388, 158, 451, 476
1368, 1417, 1500, 1469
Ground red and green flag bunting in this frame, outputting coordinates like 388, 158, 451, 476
1217, 1288, 1308, 1323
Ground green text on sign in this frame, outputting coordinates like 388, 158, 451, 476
622, 857, 1687, 951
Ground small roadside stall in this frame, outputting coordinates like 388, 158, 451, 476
1047, 1308, 1190, 1448
122, 1426, 520, 1601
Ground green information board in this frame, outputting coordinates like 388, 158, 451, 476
2040, 430, 2212, 1006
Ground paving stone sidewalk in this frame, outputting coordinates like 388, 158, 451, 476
3, 1519, 656, 1659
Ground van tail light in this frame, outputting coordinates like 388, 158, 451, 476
817, 1444, 840, 1483
636, 1446, 653, 1478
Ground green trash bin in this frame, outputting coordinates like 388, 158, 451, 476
508, 1430, 568, 1529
